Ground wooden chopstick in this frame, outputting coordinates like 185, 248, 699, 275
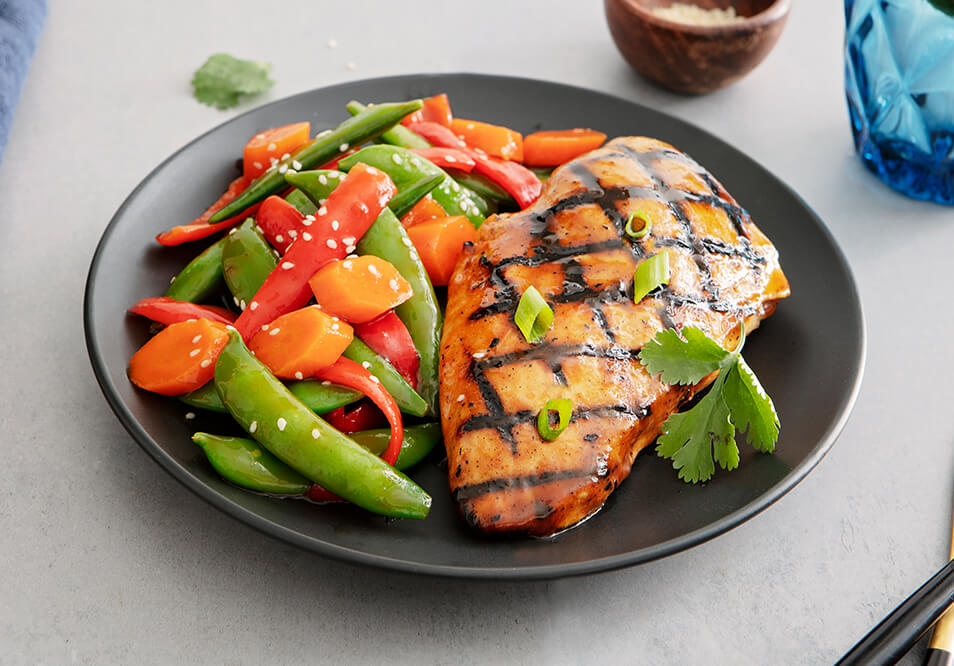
838, 501, 954, 665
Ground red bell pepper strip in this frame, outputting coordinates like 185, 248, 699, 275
402, 93, 453, 128
411, 147, 475, 173
156, 176, 258, 246
408, 122, 542, 208
255, 195, 306, 254
315, 357, 403, 466
319, 148, 358, 171
324, 400, 387, 433
304, 485, 344, 503
353, 311, 420, 388
232, 163, 397, 341
128, 297, 237, 326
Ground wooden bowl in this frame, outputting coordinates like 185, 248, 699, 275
604, 0, 791, 94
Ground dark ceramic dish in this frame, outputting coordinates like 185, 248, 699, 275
85, 73, 864, 580
605, 0, 791, 94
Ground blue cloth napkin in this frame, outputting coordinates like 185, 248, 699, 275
0, 0, 46, 162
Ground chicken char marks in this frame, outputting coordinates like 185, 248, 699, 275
439, 137, 790, 537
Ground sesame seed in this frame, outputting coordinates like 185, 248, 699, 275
331, 220, 339, 231
321, 380, 331, 386
253, 161, 262, 169
473, 351, 486, 359
295, 371, 303, 380
275, 234, 284, 243
329, 172, 339, 179
369, 375, 380, 384
292, 160, 302, 170
269, 327, 281, 336
261, 324, 269, 331
189, 348, 200, 357
267, 143, 277, 151
282, 261, 295, 270
391, 154, 403, 165
366, 166, 378, 175
277, 418, 287, 431
345, 245, 356, 253
402, 237, 413, 247
240, 299, 247, 310
250, 301, 258, 311
249, 421, 258, 433
451, 182, 460, 192
318, 174, 328, 185
319, 198, 327, 205
368, 264, 381, 277
200, 359, 211, 368
326, 239, 337, 249
278, 164, 288, 174
288, 229, 298, 238
312, 428, 320, 438
302, 232, 312, 241
170, 275, 176, 284
226, 324, 237, 332
357, 202, 368, 214
331, 323, 340, 331
456, 394, 465, 402
280, 153, 291, 161
342, 260, 353, 269
185, 412, 196, 420
446, 155, 456, 163
339, 143, 349, 152
302, 218, 312, 227
191, 334, 202, 344
255, 134, 266, 140
331, 316, 339, 321
270, 157, 279, 166
318, 207, 327, 216
317, 129, 332, 138
411, 158, 422, 168
389, 278, 399, 290
342, 236, 356, 245
361, 361, 372, 369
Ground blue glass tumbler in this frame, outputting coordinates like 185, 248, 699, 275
845, 0, 954, 205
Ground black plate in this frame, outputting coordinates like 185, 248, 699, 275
84, 73, 865, 579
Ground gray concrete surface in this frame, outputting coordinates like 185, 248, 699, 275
1, 1, 951, 663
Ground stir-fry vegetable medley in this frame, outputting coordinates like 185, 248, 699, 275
126, 93, 607, 519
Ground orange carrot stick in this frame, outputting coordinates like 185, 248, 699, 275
243, 122, 311, 180
450, 118, 523, 161
406, 215, 476, 286
308, 255, 414, 324
523, 129, 607, 167
128, 319, 230, 396
399, 195, 446, 228
248, 305, 353, 380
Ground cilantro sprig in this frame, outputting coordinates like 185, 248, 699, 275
639, 324, 779, 483
191, 54, 274, 110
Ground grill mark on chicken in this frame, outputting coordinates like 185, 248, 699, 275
452, 469, 595, 503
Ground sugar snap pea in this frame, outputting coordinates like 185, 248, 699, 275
214, 330, 431, 519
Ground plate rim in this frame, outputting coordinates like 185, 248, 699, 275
84, 72, 866, 580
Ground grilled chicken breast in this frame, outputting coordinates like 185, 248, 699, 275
439, 136, 790, 537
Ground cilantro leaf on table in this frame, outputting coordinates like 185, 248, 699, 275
191, 54, 274, 110
639, 324, 779, 483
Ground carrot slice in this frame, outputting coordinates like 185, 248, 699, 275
128, 319, 229, 396
308, 255, 414, 324
248, 305, 353, 380
243, 122, 311, 180
400, 195, 446, 228
402, 93, 453, 128
523, 129, 607, 167
406, 215, 476, 286
450, 118, 523, 161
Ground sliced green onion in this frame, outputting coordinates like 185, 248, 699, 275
633, 252, 670, 303
537, 398, 572, 441
514, 285, 553, 343
625, 211, 652, 239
